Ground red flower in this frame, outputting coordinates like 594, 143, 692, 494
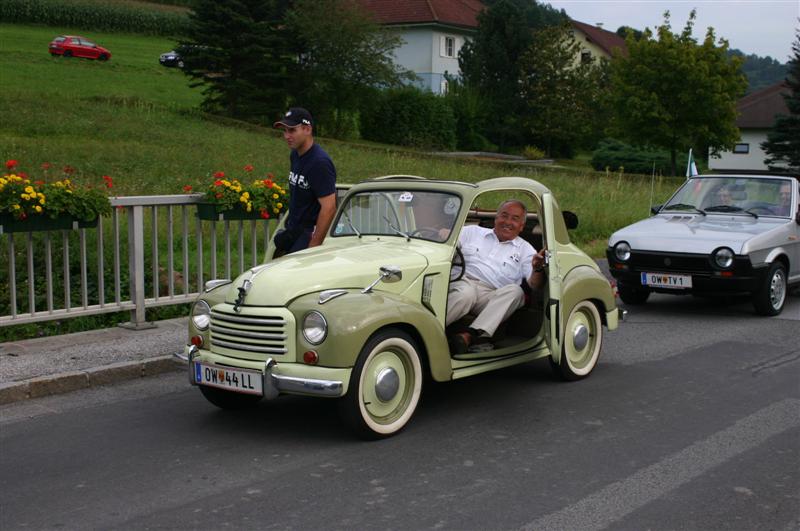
19, 212, 27, 220
183, 185, 193, 192
214, 179, 223, 186
41, 162, 51, 170
213, 171, 225, 178
263, 179, 273, 188
18, 172, 27, 179
243, 164, 254, 172
5, 159, 17, 169
267, 172, 274, 179
63, 165, 75, 175
102, 175, 113, 188
215, 192, 223, 199
34, 180, 45, 185
260, 210, 269, 219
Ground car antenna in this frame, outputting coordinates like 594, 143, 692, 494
649, 161, 656, 216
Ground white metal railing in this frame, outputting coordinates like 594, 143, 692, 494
0, 195, 277, 328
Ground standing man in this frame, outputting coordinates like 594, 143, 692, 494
273, 107, 337, 253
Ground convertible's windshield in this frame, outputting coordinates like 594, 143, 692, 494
663, 177, 793, 217
332, 190, 461, 242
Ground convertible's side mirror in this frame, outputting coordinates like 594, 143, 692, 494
562, 211, 578, 229
651, 204, 662, 215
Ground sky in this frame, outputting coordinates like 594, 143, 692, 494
545, 0, 799, 61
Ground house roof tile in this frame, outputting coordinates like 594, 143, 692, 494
358, 0, 484, 29
570, 20, 627, 57
736, 82, 790, 128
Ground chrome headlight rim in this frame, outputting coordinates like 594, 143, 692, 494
712, 247, 735, 269
614, 241, 631, 262
191, 300, 211, 331
302, 310, 328, 345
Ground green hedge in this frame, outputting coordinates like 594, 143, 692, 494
1, 0, 190, 36
590, 139, 703, 175
360, 88, 457, 151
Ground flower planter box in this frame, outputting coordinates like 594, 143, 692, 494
0, 213, 98, 234
196, 203, 265, 221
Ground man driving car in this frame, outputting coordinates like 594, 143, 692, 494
446, 200, 546, 353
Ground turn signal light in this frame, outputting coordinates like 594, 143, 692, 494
190, 335, 204, 347
303, 350, 319, 365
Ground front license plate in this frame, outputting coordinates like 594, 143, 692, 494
641, 272, 692, 289
195, 362, 263, 395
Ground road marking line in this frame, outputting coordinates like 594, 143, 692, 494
520, 399, 800, 531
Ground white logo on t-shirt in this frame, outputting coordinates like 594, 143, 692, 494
289, 171, 310, 189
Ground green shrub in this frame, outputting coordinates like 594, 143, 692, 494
360, 88, 456, 150
0, 0, 190, 36
522, 145, 546, 160
590, 139, 703, 175
443, 83, 491, 151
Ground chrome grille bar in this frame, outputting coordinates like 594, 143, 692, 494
210, 338, 287, 354
210, 324, 286, 340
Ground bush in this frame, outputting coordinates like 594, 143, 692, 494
0, 0, 190, 36
590, 139, 703, 175
443, 84, 491, 151
360, 88, 456, 150
522, 146, 546, 160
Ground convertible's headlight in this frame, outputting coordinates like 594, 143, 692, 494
713, 247, 734, 269
614, 241, 631, 262
191, 300, 211, 330
302, 311, 327, 345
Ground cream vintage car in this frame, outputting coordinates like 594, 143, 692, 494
178, 176, 622, 438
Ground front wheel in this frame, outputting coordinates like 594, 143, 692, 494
618, 283, 649, 305
338, 329, 423, 439
63, 50, 72, 58
753, 262, 787, 316
199, 385, 261, 410
97, 53, 108, 61
552, 301, 603, 381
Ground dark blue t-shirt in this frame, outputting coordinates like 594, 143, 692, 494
287, 143, 336, 231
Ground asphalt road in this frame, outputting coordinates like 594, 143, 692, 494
2, 292, 798, 530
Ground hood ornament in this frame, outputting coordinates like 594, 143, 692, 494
233, 279, 252, 313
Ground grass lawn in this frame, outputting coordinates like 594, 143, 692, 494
0, 23, 684, 260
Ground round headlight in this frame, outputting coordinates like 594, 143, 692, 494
614, 241, 631, 262
713, 247, 734, 269
302, 311, 328, 345
191, 300, 211, 330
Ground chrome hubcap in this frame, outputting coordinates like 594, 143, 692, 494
770, 270, 786, 309
573, 324, 589, 351
375, 367, 400, 402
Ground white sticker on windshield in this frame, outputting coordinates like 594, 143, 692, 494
399, 192, 413, 202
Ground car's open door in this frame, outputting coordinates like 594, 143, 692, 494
541, 192, 563, 358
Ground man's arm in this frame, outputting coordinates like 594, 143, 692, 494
526, 248, 546, 289
308, 193, 336, 247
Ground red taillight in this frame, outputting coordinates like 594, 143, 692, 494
190, 335, 204, 347
303, 351, 319, 365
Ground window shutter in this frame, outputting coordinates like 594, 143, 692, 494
440, 35, 447, 56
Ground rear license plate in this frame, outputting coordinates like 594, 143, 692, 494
641, 272, 692, 289
195, 362, 263, 395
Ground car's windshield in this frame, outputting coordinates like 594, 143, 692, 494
663, 177, 792, 217
332, 190, 461, 242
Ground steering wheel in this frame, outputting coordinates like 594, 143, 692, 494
747, 206, 775, 215
410, 226, 445, 240
450, 246, 465, 282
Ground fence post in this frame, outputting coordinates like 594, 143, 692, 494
119, 205, 156, 330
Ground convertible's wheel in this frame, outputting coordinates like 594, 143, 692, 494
752, 262, 787, 316
97, 53, 108, 61
199, 385, 262, 410
553, 301, 603, 381
618, 283, 649, 305
63, 50, 72, 58
339, 329, 423, 439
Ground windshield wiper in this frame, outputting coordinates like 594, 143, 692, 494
704, 204, 758, 218
382, 215, 410, 241
341, 210, 361, 238
662, 203, 706, 216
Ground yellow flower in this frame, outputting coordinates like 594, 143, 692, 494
13, 204, 21, 210
246, 203, 252, 212
34, 205, 42, 213
272, 193, 279, 199
241, 191, 250, 200
273, 208, 279, 214
276, 202, 283, 209
21, 193, 30, 200
24, 186, 34, 194
39, 198, 46, 205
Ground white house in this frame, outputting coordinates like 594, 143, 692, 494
709, 83, 790, 173
359, 0, 484, 94
569, 20, 627, 64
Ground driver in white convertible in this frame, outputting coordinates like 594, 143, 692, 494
446, 200, 546, 353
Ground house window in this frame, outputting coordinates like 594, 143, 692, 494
441, 36, 455, 58
580, 49, 592, 64
733, 143, 750, 154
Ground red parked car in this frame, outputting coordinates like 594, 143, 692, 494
49, 35, 111, 61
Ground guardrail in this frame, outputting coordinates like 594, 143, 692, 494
0, 195, 277, 329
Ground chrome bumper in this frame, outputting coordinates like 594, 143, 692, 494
175, 345, 343, 399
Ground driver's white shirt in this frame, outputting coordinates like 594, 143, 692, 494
459, 225, 535, 289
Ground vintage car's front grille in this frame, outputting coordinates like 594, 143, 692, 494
629, 251, 712, 273
210, 308, 289, 357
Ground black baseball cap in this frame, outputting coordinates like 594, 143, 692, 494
273, 107, 313, 128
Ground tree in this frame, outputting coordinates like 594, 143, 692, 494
181, 0, 292, 122
609, 11, 747, 175
518, 23, 610, 157
284, 0, 410, 138
762, 31, 800, 174
458, 0, 565, 150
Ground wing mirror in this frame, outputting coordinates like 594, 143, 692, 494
650, 204, 662, 215
562, 211, 579, 229
362, 265, 402, 293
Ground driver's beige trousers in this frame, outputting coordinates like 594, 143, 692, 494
446, 277, 525, 336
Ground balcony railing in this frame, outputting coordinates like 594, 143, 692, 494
0, 195, 278, 329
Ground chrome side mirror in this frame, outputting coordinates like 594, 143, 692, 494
362, 265, 402, 293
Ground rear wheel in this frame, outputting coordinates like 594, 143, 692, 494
752, 262, 787, 316
199, 385, 261, 410
63, 50, 72, 58
98, 53, 108, 61
339, 329, 423, 439
618, 283, 650, 305
552, 301, 603, 381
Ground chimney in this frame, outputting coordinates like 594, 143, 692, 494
595, 22, 604, 29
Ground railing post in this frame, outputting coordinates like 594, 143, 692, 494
120, 205, 156, 330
